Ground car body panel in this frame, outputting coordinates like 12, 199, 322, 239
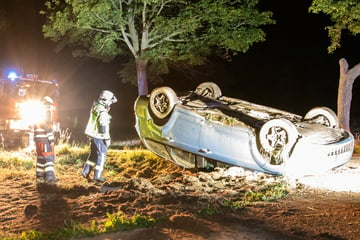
134, 85, 354, 176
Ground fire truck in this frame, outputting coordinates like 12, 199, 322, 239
0, 73, 60, 149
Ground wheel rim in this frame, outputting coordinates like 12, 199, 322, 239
149, 87, 178, 120
263, 126, 288, 151
195, 82, 222, 99
259, 118, 298, 166
153, 93, 170, 114
304, 107, 338, 128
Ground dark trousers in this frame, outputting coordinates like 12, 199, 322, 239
35, 141, 55, 181
83, 137, 108, 178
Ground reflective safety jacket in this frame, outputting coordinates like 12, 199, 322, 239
84, 100, 111, 140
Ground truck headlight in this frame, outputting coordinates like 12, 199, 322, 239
18, 100, 47, 125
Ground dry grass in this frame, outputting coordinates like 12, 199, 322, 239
354, 133, 360, 154
0, 149, 34, 181
105, 149, 181, 181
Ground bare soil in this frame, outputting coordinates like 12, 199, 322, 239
0, 150, 359, 240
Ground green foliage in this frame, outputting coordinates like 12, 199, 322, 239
6, 220, 96, 240
243, 182, 288, 202
197, 205, 218, 217
118, 59, 170, 86
309, 0, 360, 53
104, 212, 156, 232
4, 212, 155, 240
224, 182, 289, 209
223, 199, 246, 210
41, 0, 274, 87
15, 221, 90, 240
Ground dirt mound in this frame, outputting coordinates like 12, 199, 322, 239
0, 150, 359, 240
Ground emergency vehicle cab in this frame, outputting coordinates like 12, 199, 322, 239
0, 72, 60, 148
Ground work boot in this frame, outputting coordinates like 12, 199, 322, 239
94, 176, 106, 182
82, 164, 92, 179
45, 177, 59, 184
94, 170, 106, 182
36, 177, 44, 184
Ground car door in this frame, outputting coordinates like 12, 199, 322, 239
161, 107, 201, 154
199, 120, 255, 167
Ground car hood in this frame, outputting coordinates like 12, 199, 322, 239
295, 122, 347, 144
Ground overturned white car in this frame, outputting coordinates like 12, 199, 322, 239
134, 82, 354, 176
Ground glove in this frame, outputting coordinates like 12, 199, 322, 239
104, 139, 111, 147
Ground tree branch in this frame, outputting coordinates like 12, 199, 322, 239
148, 30, 187, 48
147, 0, 175, 28
85, 26, 112, 34
98, 38, 112, 52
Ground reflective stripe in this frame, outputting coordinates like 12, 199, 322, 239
35, 128, 54, 142
45, 166, 54, 172
35, 135, 48, 139
36, 167, 45, 172
86, 160, 96, 166
35, 129, 46, 134
45, 162, 54, 167
45, 161, 55, 172
95, 165, 103, 171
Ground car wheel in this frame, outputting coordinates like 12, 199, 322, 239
259, 118, 298, 165
194, 82, 222, 99
304, 107, 338, 128
149, 87, 178, 124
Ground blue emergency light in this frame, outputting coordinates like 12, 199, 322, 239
8, 72, 19, 81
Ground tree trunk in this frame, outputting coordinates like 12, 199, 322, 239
337, 58, 360, 131
135, 58, 149, 96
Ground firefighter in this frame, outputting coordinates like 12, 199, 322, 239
82, 90, 117, 182
34, 96, 58, 184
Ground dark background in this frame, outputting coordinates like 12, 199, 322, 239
0, 0, 359, 142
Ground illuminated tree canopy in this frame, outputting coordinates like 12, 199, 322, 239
310, 0, 360, 131
41, 0, 274, 95
309, 0, 360, 53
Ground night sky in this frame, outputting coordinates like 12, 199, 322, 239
0, 0, 359, 141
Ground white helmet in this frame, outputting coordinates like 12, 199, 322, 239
99, 90, 117, 106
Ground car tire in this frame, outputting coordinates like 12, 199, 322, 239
304, 107, 338, 128
194, 82, 222, 99
259, 118, 298, 166
149, 87, 178, 124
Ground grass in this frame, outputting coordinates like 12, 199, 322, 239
0, 143, 171, 240
0, 149, 34, 181
103, 212, 156, 232
197, 205, 219, 217
354, 133, 360, 154
1, 136, 359, 239
55, 143, 89, 165
223, 182, 289, 210
3, 212, 156, 240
